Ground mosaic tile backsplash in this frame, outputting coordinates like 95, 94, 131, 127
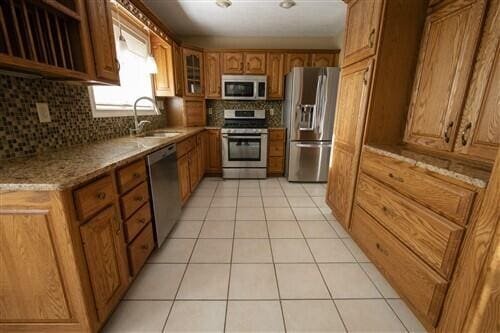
207, 100, 283, 127
0, 74, 167, 160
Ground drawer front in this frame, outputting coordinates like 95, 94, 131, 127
361, 150, 475, 225
356, 174, 464, 278
117, 159, 147, 194
120, 182, 150, 220
127, 222, 154, 276
177, 136, 196, 158
268, 141, 284, 157
74, 176, 115, 221
268, 156, 284, 173
269, 129, 285, 141
124, 202, 152, 243
350, 205, 448, 327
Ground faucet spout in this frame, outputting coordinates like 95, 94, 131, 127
131, 96, 160, 136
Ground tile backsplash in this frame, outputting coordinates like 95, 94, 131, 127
206, 100, 283, 127
0, 74, 167, 160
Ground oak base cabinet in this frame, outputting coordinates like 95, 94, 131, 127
177, 131, 207, 205
267, 128, 286, 176
206, 129, 222, 174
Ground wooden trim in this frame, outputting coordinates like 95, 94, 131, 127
203, 47, 341, 53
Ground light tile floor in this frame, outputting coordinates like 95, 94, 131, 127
103, 177, 427, 333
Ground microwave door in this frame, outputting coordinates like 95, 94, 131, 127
224, 81, 255, 100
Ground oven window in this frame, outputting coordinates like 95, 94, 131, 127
225, 82, 254, 97
228, 137, 261, 161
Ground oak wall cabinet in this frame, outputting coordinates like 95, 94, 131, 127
267, 53, 285, 99
173, 42, 184, 96
183, 47, 204, 97
151, 35, 175, 97
165, 97, 206, 127
222, 52, 244, 74
222, 52, 267, 74
205, 52, 222, 98
311, 53, 337, 67
285, 53, 310, 73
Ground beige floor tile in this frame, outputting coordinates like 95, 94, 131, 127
177, 264, 230, 300
210, 196, 237, 207
225, 301, 285, 333
261, 188, 285, 196
102, 300, 172, 333
185, 195, 212, 208
239, 179, 260, 188
283, 187, 308, 196
163, 301, 226, 333
320, 207, 338, 221
199, 221, 234, 239
205, 207, 236, 220
387, 299, 428, 333
342, 238, 371, 262
292, 207, 326, 220
262, 196, 289, 207
125, 264, 185, 300
232, 239, 273, 263
320, 263, 381, 299
237, 196, 263, 207
275, 264, 330, 299
214, 187, 238, 197
148, 239, 196, 263
229, 264, 279, 299
265, 207, 296, 220
335, 299, 406, 332
267, 221, 303, 238
271, 239, 314, 263
287, 196, 316, 208
282, 300, 346, 332
304, 187, 326, 196
238, 188, 262, 196
298, 220, 338, 238
259, 178, 281, 188
311, 196, 329, 208
361, 263, 400, 298
179, 207, 208, 220
190, 239, 233, 263
234, 220, 268, 238
328, 219, 350, 238
307, 239, 356, 263
192, 188, 216, 196
236, 207, 266, 220
197, 180, 219, 189
169, 220, 203, 238
217, 180, 239, 188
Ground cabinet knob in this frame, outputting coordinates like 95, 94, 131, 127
461, 122, 472, 146
96, 192, 106, 200
134, 196, 144, 202
444, 121, 454, 143
133, 172, 141, 178
138, 218, 146, 224
141, 244, 149, 250
368, 29, 376, 48
376, 242, 388, 256
388, 173, 403, 183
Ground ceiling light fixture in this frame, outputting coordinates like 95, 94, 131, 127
279, 0, 296, 9
215, 0, 232, 8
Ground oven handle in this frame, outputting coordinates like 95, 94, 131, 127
222, 135, 267, 139
296, 143, 332, 148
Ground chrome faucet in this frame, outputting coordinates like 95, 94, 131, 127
130, 96, 160, 136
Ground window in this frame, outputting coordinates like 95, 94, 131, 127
90, 14, 156, 117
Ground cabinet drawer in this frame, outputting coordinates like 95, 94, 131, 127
177, 136, 196, 158
268, 156, 284, 173
268, 141, 284, 157
361, 149, 475, 225
356, 174, 464, 278
74, 176, 115, 221
124, 202, 152, 243
269, 129, 285, 141
350, 205, 448, 327
120, 182, 150, 220
127, 222, 154, 276
116, 159, 147, 194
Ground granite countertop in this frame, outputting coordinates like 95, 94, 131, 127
0, 127, 207, 192
364, 145, 490, 188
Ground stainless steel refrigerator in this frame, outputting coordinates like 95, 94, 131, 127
283, 67, 340, 182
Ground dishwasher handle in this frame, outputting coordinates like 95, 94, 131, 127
147, 144, 176, 165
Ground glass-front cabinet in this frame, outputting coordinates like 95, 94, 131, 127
182, 48, 204, 97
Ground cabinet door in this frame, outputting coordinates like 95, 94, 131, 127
183, 48, 204, 97
151, 37, 174, 97
245, 52, 266, 74
327, 58, 373, 228
185, 98, 206, 126
404, 0, 486, 151
311, 53, 336, 67
173, 42, 184, 96
223, 52, 244, 74
342, 0, 383, 67
177, 155, 191, 204
207, 129, 222, 173
188, 149, 199, 191
285, 53, 310, 73
85, 0, 120, 84
80, 206, 128, 321
454, 3, 499, 162
197, 133, 207, 179
205, 52, 221, 98
267, 53, 285, 99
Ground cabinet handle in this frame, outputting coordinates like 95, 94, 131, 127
116, 58, 120, 72
141, 244, 149, 250
96, 191, 106, 200
133, 172, 141, 178
376, 242, 389, 256
461, 122, 472, 146
388, 173, 404, 183
134, 196, 144, 202
363, 69, 369, 85
368, 29, 376, 48
444, 121, 454, 143
115, 216, 121, 235
138, 218, 146, 224
382, 206, 388, 213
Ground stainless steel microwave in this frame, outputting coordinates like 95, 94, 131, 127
222, 75, 267, 100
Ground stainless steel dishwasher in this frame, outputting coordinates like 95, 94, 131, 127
146, 144, 181, 247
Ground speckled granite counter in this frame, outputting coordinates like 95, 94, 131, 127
364, 145, 490, 188
0, 127, 208, 191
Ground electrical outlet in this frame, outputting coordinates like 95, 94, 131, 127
269, 108, 275, 116
208, 107, 213, 115
36, 103, 51, 123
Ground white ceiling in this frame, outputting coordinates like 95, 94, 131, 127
143, 0, 347, 39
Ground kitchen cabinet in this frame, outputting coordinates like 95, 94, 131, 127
188, 149, 200, 191
183, 47, 204, 97
173, 42, 184, 96
245, 52, 267, 74
205, 52, 221, 98
404, 0, 486, 152
342, 0, 383, 68
151, 35, 175, 97
223, 52, 244, 74
177, 154, 191, 204
206, 129, 222, 174
197, 131, 208, 180
176, 133, 205, 205
267, 53, 285, 99
165, 97, 206, 127
285, 53, 310, 73
267, 128, 286, 175
311, 53, 336, 67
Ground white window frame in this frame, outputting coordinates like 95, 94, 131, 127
89, 13, 157, 118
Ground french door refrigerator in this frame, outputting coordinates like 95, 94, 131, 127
283, 67, 340, 182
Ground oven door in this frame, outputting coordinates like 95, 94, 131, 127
222, 133, 268, 167
222, 80, 256, 100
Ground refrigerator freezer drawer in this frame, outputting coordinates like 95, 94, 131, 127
287, 141, 332, 182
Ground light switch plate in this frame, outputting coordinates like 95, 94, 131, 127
36, 103, 51, 123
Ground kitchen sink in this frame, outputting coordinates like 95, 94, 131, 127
143, 132, 181, 138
